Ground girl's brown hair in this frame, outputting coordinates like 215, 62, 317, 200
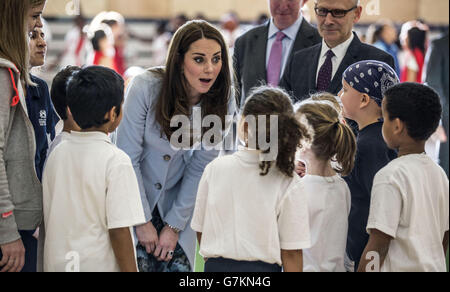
243, 86, 309, 177
154, 20, 233, 140
296, 95, 356, 176
0, 0, 31, 84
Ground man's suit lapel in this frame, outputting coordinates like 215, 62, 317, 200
251, 24, 269, 85
328, 33, 361, 94
291, 19, 316, 57
309, 43, 322, 91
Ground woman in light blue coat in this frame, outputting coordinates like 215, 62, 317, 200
116, 20, 235, 272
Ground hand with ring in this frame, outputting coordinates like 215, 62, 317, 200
153, 225, 179, 262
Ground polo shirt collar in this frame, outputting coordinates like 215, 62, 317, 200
235, 145, 264, 163
69, 131, 112, 144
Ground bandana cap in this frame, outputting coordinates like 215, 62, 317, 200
343, 60, 399, 107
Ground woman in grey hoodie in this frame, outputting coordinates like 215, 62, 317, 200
0, 0, 47, 273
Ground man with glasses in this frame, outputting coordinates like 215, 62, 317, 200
234, 0, 321, 108
280, 0, 395, 101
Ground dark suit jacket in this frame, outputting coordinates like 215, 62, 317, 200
280, 32, 395, 102
233, 19, 321, 108
426, 33, 449, 116
425, 33, 449, 175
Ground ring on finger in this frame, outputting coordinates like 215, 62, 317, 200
168, 250, 174, 257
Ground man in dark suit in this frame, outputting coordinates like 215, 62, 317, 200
425, 32, 449, 177
234, 0, 321, 108
281, 0, 395, 102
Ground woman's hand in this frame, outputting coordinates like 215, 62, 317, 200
154, 225, 179, 262
33, 228, 39, 240
0, 239, 25, 272
135, 221, 159, 254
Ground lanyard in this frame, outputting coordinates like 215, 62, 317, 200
8, 68, 20, 107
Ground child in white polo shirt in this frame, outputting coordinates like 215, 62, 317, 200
42, 66, 146, 272
359, 83, 449, 272
295, 94, 356, 272
191, 86, 311, 272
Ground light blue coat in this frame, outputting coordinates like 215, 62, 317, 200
116, 69, 235, 270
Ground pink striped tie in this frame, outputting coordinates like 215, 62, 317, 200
267, 31, 286, 87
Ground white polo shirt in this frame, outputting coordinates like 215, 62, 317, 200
42, 131, 146, 272
191, 148, 311, 266
302, 174, 351, 272
367, 154, 449, 272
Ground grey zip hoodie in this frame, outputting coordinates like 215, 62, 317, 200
0, 58, 42, 245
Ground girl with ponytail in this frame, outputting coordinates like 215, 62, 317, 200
295, 94, 356, 272
191, 86, 312, 272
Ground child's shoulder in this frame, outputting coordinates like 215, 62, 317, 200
105, 143, 134, 166
280, 173, 304, 195
375, 154, 445, 183
358, 123, 384, 144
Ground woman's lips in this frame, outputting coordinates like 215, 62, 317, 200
200, 78, 212, 85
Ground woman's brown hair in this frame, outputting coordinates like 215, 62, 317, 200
154, 20, 233, 141
295, 96, 356, 176
0, 0, 31, 84
243, 86, 309, 177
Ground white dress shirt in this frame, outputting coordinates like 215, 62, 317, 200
316, 33, 355, 85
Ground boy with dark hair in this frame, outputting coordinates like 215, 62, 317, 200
42, 66, 145, 272
47, 65, 81, 156
359, 83, 449, 272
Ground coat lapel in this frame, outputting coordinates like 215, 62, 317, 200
251, 24, 269, 84
328, 33, 361, 94
310, 43, 322, 91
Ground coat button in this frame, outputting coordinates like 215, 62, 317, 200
163, 155, 171, 161
155, 183, 162, 190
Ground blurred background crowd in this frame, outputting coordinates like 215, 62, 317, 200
33, 0, 449, 89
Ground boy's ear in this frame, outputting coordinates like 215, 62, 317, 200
393, 118, 405, 136
104, 106, 118, 123
359, 94, 371, 109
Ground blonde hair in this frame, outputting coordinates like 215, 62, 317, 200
0, 0, 31, 84
296, 96, 356, 176
0, 0, 46, 85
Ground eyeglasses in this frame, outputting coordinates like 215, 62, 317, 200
314, 6, 358, 18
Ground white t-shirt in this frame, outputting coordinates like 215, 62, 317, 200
46, 131, 70, 160
42, 131, 146, 272
302, 174, 351, 272
191, 149, 311, 266
367, 154, 449, 272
